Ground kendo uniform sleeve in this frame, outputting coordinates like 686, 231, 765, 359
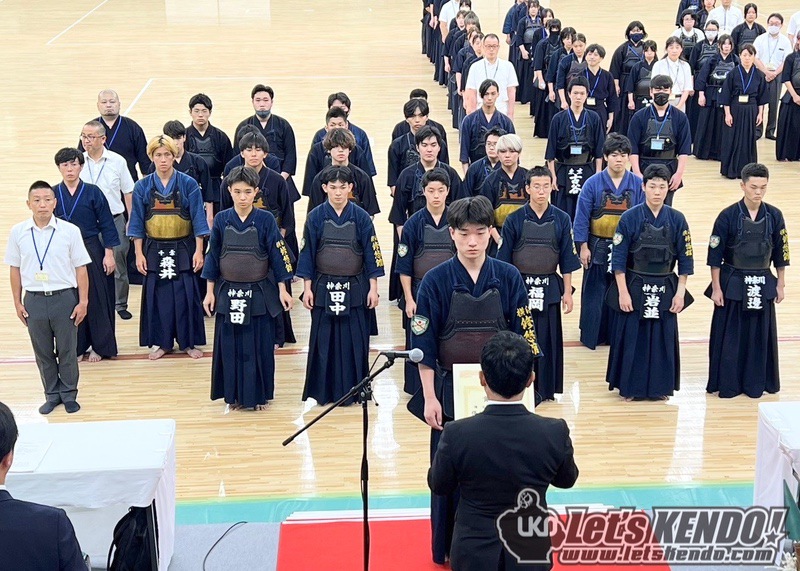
771, 206, 790, 268
459, 114, 474, 164
411, 276, 442, 369
611, 211, 634, 272
266, 220, 294, 283
755, 72, 770, 106
282, 121, 298, 175
356, 168, 381, 216
389, 171, 412, 226
277, 177, 295, 232
573, 178, 594, 244
674, 210, 695, 276
196, 157, 214, 204
388, 140, 401, 188
496, 213, 521, 263
719, 71, 735, 106
358, 210, 385, 279
707, 209, 730, 268
183, 178, 211, 236
557, 211, 581, 273
627, 111, 645, 155
447, 166, 465, 200
201, 214, 224, 281
590, 112, 606, 158
674, 112, 693, 155
395, 216, 418, 277
93, 186, 121, 247
544, 113, 560, 160
127, 181, 148, 239
295, 212, 319, 280
131, 120, 152, 177
302, 148, 322, 197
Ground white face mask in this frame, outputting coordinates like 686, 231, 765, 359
768, 25, 781, 35
705, 31, 718, 41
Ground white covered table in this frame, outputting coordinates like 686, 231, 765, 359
6, 419, 176, 570
754, 402, 800, 509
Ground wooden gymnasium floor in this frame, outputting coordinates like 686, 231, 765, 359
1, 0, 799, 509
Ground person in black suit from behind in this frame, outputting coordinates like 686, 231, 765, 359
428, 331, 579, 571
0, 401, 87, 570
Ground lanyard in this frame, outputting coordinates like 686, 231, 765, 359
628, 44, 644, 61
650, 105, 671, 138
86, 157, 107, 185
767, 36, 780, 64
738, 66, 754, 94
585, 69, 601, 97
567, 110, 587, 144
56, 182, 86, 222
484, 59, 499, 79
30, 226, 56, 271
103, 118, 120, 149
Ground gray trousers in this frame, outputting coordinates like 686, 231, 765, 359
757, 78, 781, 138
110, 214, 130, 311
24, 289, 80, 403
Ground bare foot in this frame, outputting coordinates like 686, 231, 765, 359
255, 404, 268, 411
659, 395, 670, 401
229, 403, 243, 410
186, 347, 203, 359
149, 347, 169, 360
87, 349, 102, 363
623, 396, 634, 402
77, 354, 85, 363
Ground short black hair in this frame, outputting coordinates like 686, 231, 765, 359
642, 39, 658, 53
251, 84, 274, 99
320, 165, 354, 185
525, 166, 553, 185
665, 36, 683, 50
327, 92, 351, 110
568, 76, 591, 93
479, 79, 499, 97
409, 88, 428, 99
739, 43, 757, 56
323, 128, 356, 151
0, 402, 18, 462
484, 127, 507, 143
680, 9, 697, 23
189, 93, 213, 111
54, 147, 84, 166
414, 124, 443, 147
548, 18, 562, 32
586, 43, 606, 58
625, 20, 647, 38
560, 27, 576, 41
650, 74, 674, 90
238, 132, 269, 153
224, 165, 260, 190
603, 133, 632, 156
162, 120, 186, 139
480, 332, 534, 398
743, 3, 758, 16
404, 98, 430, 119
422, 167, 451, 189
447, 195, 494, 229
28, 180, 54, 197
741, 162, 770, 182
325, 106, 348, 123
643, 164, 672, 184
767, 12, 784, 24
705, 19, 720, 30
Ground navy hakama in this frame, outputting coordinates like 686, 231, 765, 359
718, 65, 768, 179
776, 53, 800, 161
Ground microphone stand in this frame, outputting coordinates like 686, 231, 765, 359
283, 356, 398, 571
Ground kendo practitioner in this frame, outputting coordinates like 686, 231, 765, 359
556, 33, 588, 110
224, 125, 283, 178
53, 148, 119, 362
674, 10, 705, 62
545, 76, 605, 221
719, 44, 768, 179
514, 1, 546, 106
452, 24, 482, 129
610, 21, 648, 134
676, 0, 702, 26
695, 34, 739, 160
127, 135, 210, 360
156, 121, 214, 227
307, 129, 380, 215
584, 44, 619, 133
628, 75, 691, 205
202, 166, 294, 411
776, 39, 800, 161
606, 164, 694, 401
462, 127, 505, 197
695, 0, 719, 31
388, 98, 450, 193
222, 131, 297, 345
310, 92, 377, 176
396, 168, 456, 395
573, 134, 644, 350
690, 20, 721, 77
731, 4, 765, 50
459, 79, 515, 171
532, 19, 564, 138
390, 89, 449, 143
623, 40, 659, 117
302, 107, 371, 198
706, 162, 788, 398
502, 0, 528, 90
233, 85, 300, 202
185, 93, 235, 218
479, 133, 527, 254
297, 166, 384, 406
407, 195, 540, 565
79, 89, 151, 181
444, 10, 470, 128
497, 166, 580, 401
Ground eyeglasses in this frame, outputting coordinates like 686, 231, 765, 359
484, 43, 500, 49
80, 134, 105, 141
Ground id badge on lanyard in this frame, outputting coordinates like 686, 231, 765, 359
738, 94, 750, 104
570, 144, 583, 155
650, 138, 665, 151
586, 96, 597, 107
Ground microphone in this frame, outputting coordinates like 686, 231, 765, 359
380, 348, 424, 363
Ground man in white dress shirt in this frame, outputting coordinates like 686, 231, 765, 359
465, 34, 520, 120
787, 10, 800, 46
753, 13, 793, 139
709, 0, 744, 34
5, 182, 90, 414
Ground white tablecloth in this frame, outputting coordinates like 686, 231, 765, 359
6, 419, 176, 570
754, 402, 800, 510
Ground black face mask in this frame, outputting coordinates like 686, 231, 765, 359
653, 93, 670, 106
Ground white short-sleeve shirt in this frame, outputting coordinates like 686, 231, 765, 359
652, 58, 694, 94
438, 0, 460, 28
465, 58, 520, 114
753, 32, 793, 69
788, 12, 800, 38
708, 5, 744, 34
5, 216, 91, 292
80, 149, 134, 216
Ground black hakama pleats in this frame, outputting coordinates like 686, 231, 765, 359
78, 235, 118, 358
720, 104, 758, 179
533, 303, 564, 400
579, 263, 614, 349
694, 105, 725, 160
776, 100, 800, 161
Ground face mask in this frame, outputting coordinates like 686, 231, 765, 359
255, 110, 271, 119
705, 31, 718, 40
550, 28, 560, 34
630, 33, 644, 43
653, 93, 671, 106
768, 25, 781, 35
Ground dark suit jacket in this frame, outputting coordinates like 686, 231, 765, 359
428, 404, 579, 571
0, 489, 86, 570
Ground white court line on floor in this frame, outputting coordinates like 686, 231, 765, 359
122, 78, 154, 116
46, 0, 113, 46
